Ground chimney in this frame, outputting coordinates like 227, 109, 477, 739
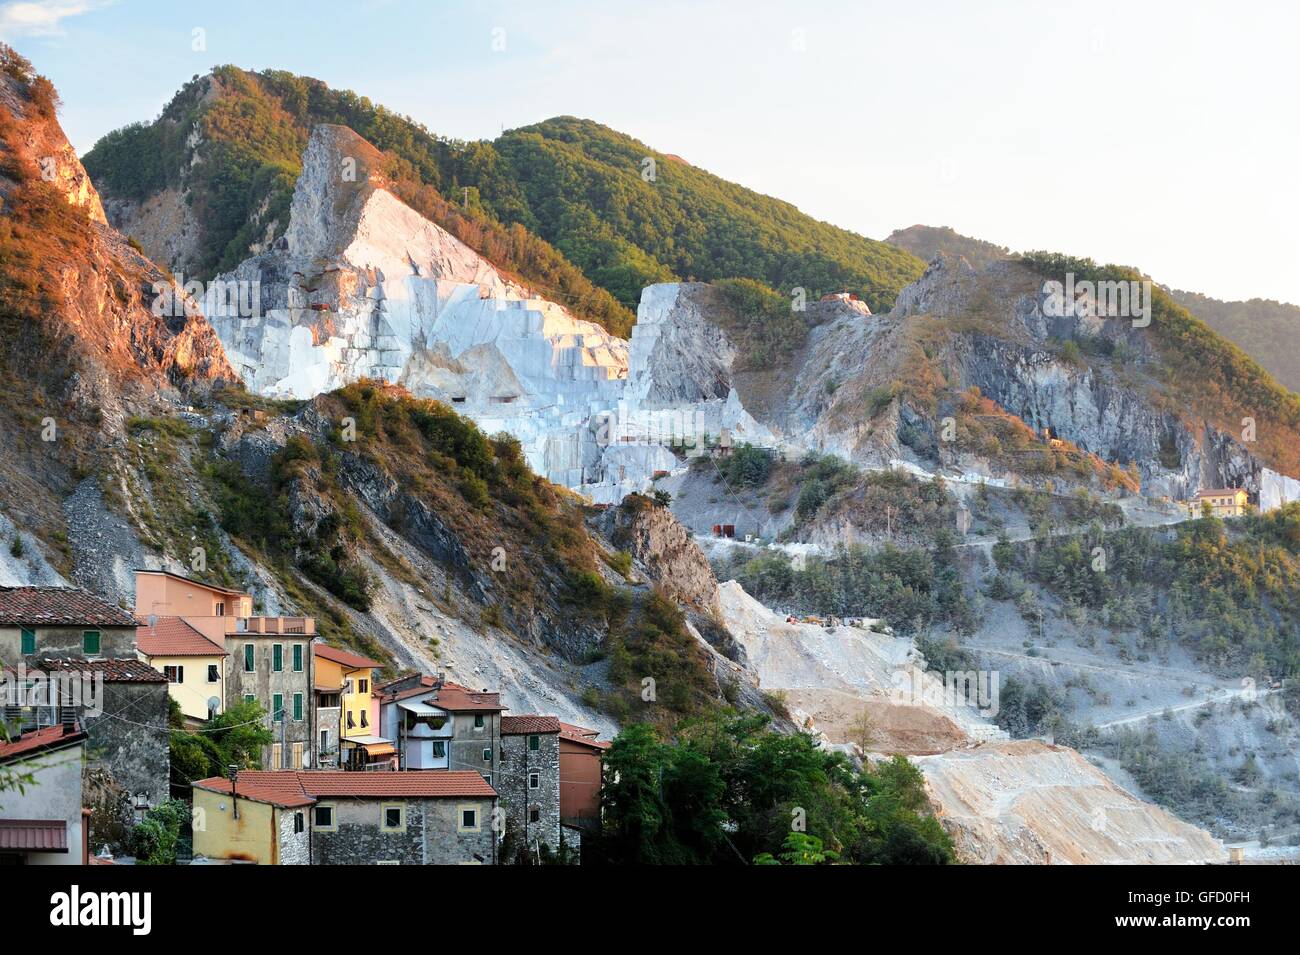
59, 707, 77, 733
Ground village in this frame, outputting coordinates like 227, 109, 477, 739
0, 571, 609, 865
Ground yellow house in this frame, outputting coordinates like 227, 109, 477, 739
192, 774, 313, 865
312, 643, 386, 768
1189, 488, 1249, 518
137, 616, 227, 723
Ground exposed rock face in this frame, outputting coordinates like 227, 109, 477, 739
916, 741, 1227, 865
0, 74, 106, 223
207, 125, 642, 496
600, 495, 719, 611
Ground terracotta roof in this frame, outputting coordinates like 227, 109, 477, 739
0, 819, 67, 852
501, 715, 561, 735
0, 724, 87, 766
137, 617, 226, 657
559, 722, 612, 750
194, 770, 496, 807
0, 587, 137, 628
24, 658, 168, 683
375, 677, 502, 712
193, 774, 315, 809
1193, 488, 1245, 498
312, 643, 382, 670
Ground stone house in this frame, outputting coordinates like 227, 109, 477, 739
0, 585, 137, 662
192, 770, 497, 864
0, 587, 169, 825
376, 676, 503, 783
0, 722, 89, 865
499, 715, 561, 856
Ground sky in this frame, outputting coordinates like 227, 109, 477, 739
3, 0, 1298, 305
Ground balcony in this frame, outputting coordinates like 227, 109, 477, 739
232, 616, 315, 635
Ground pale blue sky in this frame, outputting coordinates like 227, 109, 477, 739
3, 0, 1297, 304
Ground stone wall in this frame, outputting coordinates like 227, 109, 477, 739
499, 730, 561, 854
448, 711, 499, 781
83, 679, 170, 811
0, 623, 136, 661
311, 797, 495, 865
277, 806, 310, 865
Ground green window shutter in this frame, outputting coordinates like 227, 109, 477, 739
244, 644, 254, 672
293, 693, 303, 721
243, 694, 256, 705
272, 644, 283, 672
82, 630, 101, 654
292, 644, 303, 672
529, 734, 539, 751
20, 628, 35, 654
273, 693, 283, 721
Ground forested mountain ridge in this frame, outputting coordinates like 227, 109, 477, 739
82, 67, 924, 336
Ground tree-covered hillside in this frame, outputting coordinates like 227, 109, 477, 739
83, 67, 924, 334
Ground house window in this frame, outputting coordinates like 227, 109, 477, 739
206, 664, 219, 683
431, 740, 446, 758
459, 807, 479, 832
528, 734, 540, 752
529, 808, 540, 824
314, 805, 335, 830
243, 644, 254, 672
528, 772, 540, 790
243, 694, 256, 705
358, 678, 368, 693
272, 693, 284, 722
293, 693, 303, 722
293, 811, 305, 834
320, 730, 329, 752
482, 773, 492, 785
215, 601, 225, 617
381, 804, 405, 831
164, 665, 184, 684
360, 711, 368, 728
272, 644, 283, 672
20, 628, 35, 654
292, 742, 303, 769
83, 630, 101, 654
346, 711, 356, 729
292, 645, 303, 672
482, 748, 492, 763
272, 742, 282, 768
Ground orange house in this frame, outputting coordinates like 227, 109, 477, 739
558, 722, 610, 826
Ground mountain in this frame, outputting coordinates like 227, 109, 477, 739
82, 67, 925, 335
886, 224, 1012, 271
1168, 289, 1300, 394
11, 47, 1293, 861
887, 223, 1300, 398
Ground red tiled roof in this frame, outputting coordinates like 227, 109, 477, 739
194, 770, 496, 807
312, 643, 382, 670
193, 774, 315, 809
0, 586, 137, 628
501, 715, 561, 735
375, 677, 502, 712
0, 819, 67, 852
559, 722, 611, 750
0, 724, 87, 766
27, 658, 168, 683
137, 617, 226, 657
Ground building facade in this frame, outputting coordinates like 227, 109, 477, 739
499, 715, 561, 855
192, 770, 497, 864
0, 723, 88, 865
